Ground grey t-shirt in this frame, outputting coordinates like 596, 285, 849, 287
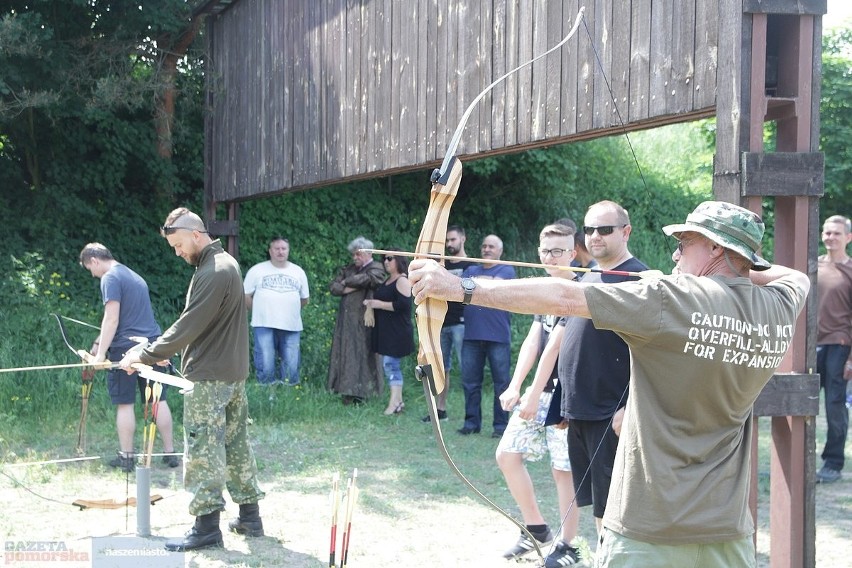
100, 263, 161, 352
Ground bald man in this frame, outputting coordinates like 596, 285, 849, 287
120, 207, 265, 551
458, 234, 516, 437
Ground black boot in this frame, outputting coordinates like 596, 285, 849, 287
228, 503, 265, 537
164, 512, 224, 551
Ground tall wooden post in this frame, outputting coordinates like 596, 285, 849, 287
714, 1, 825, 566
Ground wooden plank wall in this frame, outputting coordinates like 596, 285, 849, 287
206, 0, 719, 202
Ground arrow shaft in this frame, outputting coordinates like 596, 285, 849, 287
0, 361, 194, 392
361, 248, 646, 278
57, 314, 101, 330
0, 361, 115, 373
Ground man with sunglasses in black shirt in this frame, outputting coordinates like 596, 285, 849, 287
559, 200, 647, 536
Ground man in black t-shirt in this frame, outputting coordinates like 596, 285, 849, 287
558, 201, 647, 533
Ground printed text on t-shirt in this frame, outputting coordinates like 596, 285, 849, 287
682, 312, 794, 368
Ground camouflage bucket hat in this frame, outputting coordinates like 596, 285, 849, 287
662, 201, 771, 271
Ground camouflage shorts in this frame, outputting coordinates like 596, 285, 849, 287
496, 390, 571, 471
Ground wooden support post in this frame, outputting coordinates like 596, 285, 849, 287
717, 2, 825, 567
763, 12, 820, 568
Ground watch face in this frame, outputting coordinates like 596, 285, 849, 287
461, 277, 475, 305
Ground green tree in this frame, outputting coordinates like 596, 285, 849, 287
820, 27, 852, 218
0, 0, 206, 308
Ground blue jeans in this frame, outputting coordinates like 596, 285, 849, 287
383, 356, 404, 387
441, 323, 465, 374
817, 344, 850, 471
461, 340, 511, 432
253, 327, 301, 385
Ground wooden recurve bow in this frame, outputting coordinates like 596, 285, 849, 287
414, 9, 586, 565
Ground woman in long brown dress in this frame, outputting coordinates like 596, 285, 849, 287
327, 236, 386, 403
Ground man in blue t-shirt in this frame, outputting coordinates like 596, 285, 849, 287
458, 234, 515, 437
79, 243, 179, 472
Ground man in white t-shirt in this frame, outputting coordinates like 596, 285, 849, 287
244, 237, 310, 390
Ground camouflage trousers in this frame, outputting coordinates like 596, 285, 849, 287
183, 380, 265, 516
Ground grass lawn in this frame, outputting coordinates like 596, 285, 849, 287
0, 375, 849, 567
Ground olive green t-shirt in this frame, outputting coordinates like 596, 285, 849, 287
587, 273, 807, 544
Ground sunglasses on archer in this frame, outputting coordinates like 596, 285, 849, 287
582, 225, 626, 236
160, 225, 208, 236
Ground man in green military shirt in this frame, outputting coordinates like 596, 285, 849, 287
120, 207, 265, 551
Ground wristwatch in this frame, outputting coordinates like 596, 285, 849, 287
460, 277, 476, 305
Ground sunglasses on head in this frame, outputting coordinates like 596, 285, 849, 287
161, 225, 207, 236
582, 224, 625, 236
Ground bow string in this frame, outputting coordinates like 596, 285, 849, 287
52, 313, 96, 455
541, 14, 664, 553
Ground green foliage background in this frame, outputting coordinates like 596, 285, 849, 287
235, 133, 712, 386
820, 27, 852, 216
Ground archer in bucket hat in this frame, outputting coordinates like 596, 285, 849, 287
662, 200, 771, 271
409, 197, 810, 566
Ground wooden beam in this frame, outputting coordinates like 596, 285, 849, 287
753, 373, 820, 417
208, 219, 239, 237
770, 416, 809, 568
742, 0, 826, 16
741, 152, 824, 196
764, 97, 797, 122
713, 0, 748, 204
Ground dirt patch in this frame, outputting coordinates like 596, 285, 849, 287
756, 472, 852, 567
1, 456, 850, 567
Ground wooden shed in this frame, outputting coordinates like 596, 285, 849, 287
198, 0, 720, 202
